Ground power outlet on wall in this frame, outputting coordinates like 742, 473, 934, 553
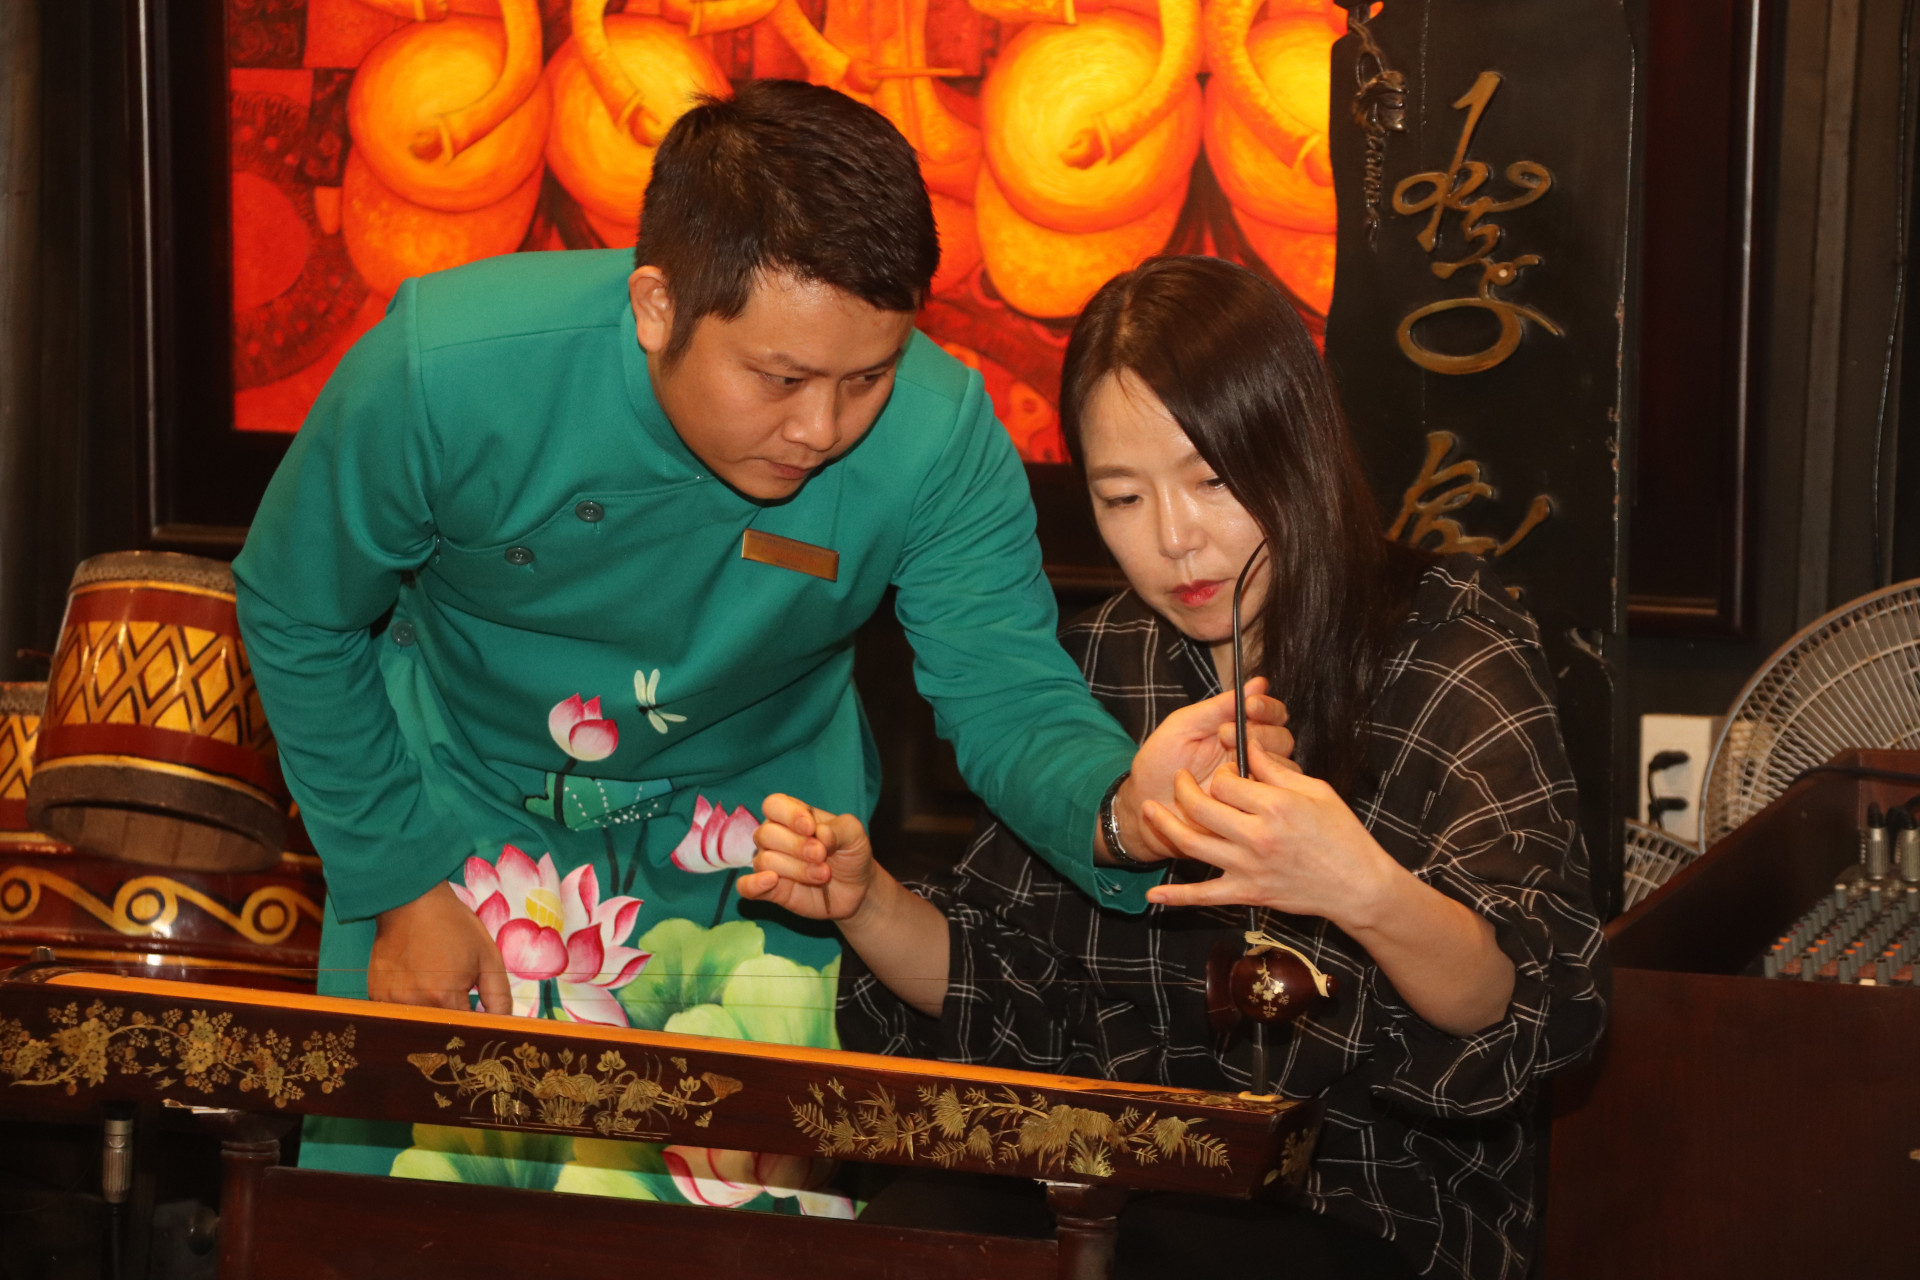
1638, 714, 1722, 844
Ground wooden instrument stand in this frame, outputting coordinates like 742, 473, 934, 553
0, 964, 1320, 1279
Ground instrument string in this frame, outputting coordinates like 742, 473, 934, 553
30, 964, 1215, 995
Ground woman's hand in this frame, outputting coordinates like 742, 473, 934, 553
1115, 678, 1298, 861
745, 792, 952, 1017
1140, 738, 1396, 927
740, 793, 877, 922
1141, 740, 1517, 1037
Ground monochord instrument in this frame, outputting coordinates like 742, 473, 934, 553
0, 960, 1322, 1280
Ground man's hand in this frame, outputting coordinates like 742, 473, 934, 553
369, 880, 512, 1014
1109, 678, 1297, 862
741, 793, 877, 922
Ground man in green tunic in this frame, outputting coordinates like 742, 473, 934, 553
233, 81, 1272, 1210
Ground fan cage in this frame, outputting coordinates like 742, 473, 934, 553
1701, 579, 1920, 846
1621, 819, 1702, 911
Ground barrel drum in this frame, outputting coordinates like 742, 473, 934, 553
1, 683, 65, 853
26, 552, 288, 872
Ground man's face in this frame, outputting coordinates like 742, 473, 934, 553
630, 267, 917, 501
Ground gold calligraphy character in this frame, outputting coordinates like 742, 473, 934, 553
1391, 72, 1563, 375
1388, 431, 1551, 558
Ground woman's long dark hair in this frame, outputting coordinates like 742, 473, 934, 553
1060, 256, 1426, 797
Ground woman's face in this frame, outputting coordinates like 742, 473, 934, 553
1080, 372, 1267, 647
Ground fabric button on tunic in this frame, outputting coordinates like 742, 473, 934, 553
232, 249, 1146, 1207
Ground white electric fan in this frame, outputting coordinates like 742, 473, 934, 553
1699, 578, 1920, 848
1620, 819, 1703, 910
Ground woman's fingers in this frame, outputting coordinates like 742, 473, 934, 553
1172, 767, 1266, 847
753, 821, 815, 861
760, 792, 816, 839
1246, 737, 1306, 782
1142, 796, 1244, 869
822, 811, 870, 860
736, 869, 787, 901
752, 848, 831, 885
1146, 874, 1248, 909
756, 806, 839, 859
807, 806, 844, 854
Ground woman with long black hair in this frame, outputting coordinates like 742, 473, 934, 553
742, 255, 1608, 1280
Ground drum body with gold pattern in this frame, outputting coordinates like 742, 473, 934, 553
27, 552, 289, 872
1, 682, 63, 854
2, 679, 323, 990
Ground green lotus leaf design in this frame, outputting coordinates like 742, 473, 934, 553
664, 953, 841, 1050
555, 1136, 670, 1199
390, 1124, 574, 1191
616, 919, 767, 1031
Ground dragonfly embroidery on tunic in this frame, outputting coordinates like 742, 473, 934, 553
634, 668, 688, 735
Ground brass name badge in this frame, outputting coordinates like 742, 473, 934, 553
741, 530, 839, 582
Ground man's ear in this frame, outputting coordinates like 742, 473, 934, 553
628, 265, 674, 356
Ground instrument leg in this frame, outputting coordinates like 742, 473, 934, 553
194, 1111, 295, 1280
1044, 1181, 1129, 1280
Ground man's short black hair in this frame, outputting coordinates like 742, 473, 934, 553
635, 80, 940, 361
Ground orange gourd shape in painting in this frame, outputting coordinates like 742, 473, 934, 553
769, 0, 983, 296
1203, 0, 1343, 312
344, 2, 550, 296
977, 3, 1201, 317
546, 3, 732, 248
342, 149, 545, 299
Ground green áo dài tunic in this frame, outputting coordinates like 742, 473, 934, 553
232, 249, 1146, 1208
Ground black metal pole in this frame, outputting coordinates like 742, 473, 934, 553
1231, 543, 1271, 1093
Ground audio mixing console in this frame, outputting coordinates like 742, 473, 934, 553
1754, 803, 1920, 984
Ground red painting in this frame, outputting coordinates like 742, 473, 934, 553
227, 0, 1345, 462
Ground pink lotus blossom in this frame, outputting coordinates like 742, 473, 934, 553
669, 795, 758, 873
450, 844, 649, 1025
662, 1147, 853, 1218
548, 694, 619, 762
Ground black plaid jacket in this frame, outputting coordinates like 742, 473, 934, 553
840, 554, 1610, 1280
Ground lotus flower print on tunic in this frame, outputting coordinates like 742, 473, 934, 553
670, 795, 758, 873
662, 1147, 854, 1218
548, 694, 619, 761
450, 844, 651, 1025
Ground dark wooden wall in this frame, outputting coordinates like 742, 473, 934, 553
0, 2, 141, 684
1629, 0, 1920, 724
